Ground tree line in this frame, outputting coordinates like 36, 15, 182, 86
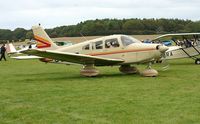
1, 18, 200, 43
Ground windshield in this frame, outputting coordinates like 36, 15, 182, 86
121, 36, 140, 46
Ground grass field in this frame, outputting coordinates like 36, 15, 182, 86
0, 58, 200, 124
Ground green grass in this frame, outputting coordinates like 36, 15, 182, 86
0, 58, 200, 124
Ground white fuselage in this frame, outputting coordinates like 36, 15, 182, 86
52, 35, 164, 64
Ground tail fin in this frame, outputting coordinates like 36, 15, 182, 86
32, 25, 58, 50
6, 43, 17, 54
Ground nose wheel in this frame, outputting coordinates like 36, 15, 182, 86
140, 62, 158, 77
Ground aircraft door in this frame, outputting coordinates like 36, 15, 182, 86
104, 38, 122, 58
120, 36, 137, 63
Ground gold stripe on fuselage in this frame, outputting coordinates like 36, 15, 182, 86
88, 48, 155, 56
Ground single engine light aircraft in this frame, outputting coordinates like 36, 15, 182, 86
21, 25, 168, 77
153, 33, 200, 64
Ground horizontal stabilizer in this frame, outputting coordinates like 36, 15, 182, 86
11, 56, 42, 60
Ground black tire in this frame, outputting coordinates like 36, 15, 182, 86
195, 59, 200, 65
155, 60, 162, 63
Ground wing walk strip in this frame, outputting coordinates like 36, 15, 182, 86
88, 48, 156, 56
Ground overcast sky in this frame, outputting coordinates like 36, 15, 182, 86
0, 0, 200, 30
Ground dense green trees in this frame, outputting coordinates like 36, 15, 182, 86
0, 29, 13, 41
1, 18, 200, 43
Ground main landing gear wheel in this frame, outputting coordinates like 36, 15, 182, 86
119, 65, 138, 74
80, 64, 99, 77
195, 59, 200, 65
140, 62, 158, 77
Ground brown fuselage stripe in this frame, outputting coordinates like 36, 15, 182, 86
88, 48, 156, 56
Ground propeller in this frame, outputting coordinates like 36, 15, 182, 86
156, 45, 170, 71
160, 52, 170, 71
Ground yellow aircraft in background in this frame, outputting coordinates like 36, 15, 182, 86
21, 25, 168, 77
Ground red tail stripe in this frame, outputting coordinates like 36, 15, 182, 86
34, 35, 51, 48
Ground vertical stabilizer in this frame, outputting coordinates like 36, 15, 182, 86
32, 25, 58, 50
6, 43, 17, 54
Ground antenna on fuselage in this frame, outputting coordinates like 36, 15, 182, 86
80, 32, 88, 41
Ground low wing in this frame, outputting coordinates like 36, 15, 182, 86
21, 49, 124, 66
153, 33, 200, 41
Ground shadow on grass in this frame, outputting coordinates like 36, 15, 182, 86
15, 71, 141, 82
167, 59, 195, 65
153, 61, 194, 66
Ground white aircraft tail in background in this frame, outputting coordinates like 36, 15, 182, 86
8, 43, 41, 60
6, 43, 36, 55
6, 43, 17, 54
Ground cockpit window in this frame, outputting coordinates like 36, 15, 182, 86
121, 36, 136, 46
82, 44, 90, 50
105, 38, 120, 48
95, 41, 103, 49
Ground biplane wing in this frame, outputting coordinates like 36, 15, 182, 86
153, 33, 200, 41
153, 33, 200, 64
